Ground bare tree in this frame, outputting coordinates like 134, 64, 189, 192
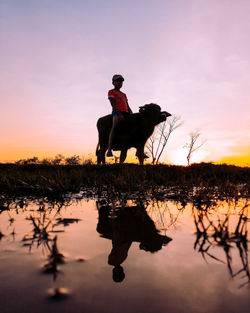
184, 131, 205, 166
146, 115, 183, 164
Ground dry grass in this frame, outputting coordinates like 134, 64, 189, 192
0, 163, 249, 198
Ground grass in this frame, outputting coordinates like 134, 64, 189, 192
0, 162, 249, 198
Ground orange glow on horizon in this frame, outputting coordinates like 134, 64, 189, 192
216, 155, 250, 167
1, 149, 250, 168
216, 146, 250, 167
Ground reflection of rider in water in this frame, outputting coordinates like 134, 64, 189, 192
96, 203, 172, 283
112, 265, 125, 283
108, 216, 132, 283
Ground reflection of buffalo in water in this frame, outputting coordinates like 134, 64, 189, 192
96, 103, 171, 164
96, 204, 172, 282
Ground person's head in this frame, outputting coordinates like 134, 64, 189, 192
112, 265, 125, 283
112, 74, 124, 89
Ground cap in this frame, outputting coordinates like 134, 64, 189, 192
112, 74, 124, 82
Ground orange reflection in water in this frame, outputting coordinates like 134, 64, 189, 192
0, 197, 249, 313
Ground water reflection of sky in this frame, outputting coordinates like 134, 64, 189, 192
0, 199, 249, 313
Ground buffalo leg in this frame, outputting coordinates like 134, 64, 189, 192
120, 149, 127, 163
136, 146, 144, 165
99, 149, 106, 164
97, 150, 102, 164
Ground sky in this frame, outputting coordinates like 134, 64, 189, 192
1, 0, 250, 166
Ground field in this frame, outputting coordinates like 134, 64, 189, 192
0, 162, 249, 199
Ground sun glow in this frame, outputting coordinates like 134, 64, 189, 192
167, 149, 208, 166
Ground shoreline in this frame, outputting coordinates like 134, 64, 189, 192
0, 163, 249, 198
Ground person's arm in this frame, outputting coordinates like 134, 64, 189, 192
125, 95, 133, 114
127, 102, 133, 114
108, 90, 121, 115
109, 97, 119, 114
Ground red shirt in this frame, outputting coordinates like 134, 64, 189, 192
108, 89, 128, 112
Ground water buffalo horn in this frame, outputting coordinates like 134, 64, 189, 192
162, 111, 172, 117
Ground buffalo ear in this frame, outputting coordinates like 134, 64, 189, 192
139, 105, 146, 113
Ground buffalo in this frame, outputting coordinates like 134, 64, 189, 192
96, 103, 171, 165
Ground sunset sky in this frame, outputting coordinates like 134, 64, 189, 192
1, 0, 250, 166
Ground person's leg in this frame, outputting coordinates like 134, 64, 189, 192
107, 115, 120, 157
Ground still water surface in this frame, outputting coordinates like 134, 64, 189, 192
0, 197, 249, 313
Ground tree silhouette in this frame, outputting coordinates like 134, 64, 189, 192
146, 115, 182, 164
184, 131, 205, 166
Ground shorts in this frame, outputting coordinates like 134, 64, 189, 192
112, 111, 129, 118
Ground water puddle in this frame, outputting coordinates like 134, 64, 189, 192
0, 195, 249, 313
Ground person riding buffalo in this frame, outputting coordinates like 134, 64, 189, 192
107, 74, 148, 159
106, 74, 133, 157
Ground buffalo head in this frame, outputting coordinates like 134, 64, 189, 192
139, 103, 171, 124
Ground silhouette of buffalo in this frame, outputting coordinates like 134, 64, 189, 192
96, 103, 171, 164
97, 204, 172, 253
96, 203, 172, 282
